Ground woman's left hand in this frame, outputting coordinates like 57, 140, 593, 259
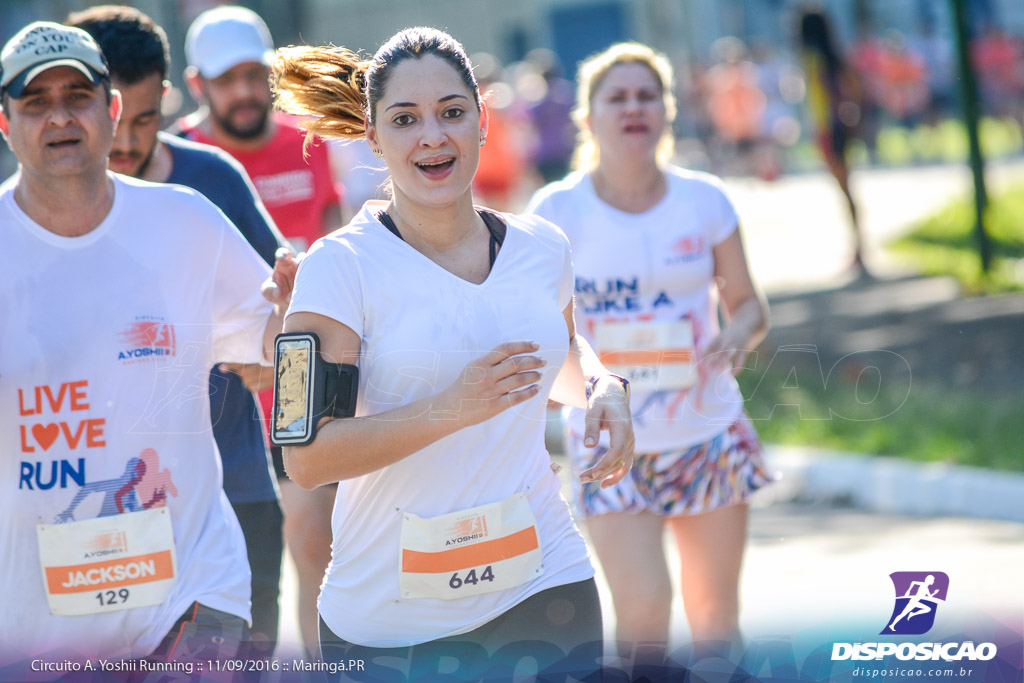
579, 376, 635, 489
701, 325, 753, 375
262, 248, 302, 307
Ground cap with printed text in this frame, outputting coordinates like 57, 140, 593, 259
1, 21, 108, 99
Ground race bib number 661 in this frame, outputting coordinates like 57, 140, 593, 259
399, 493, 542, 601
595, 318, 697, 392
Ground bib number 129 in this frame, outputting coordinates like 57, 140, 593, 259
449, 565, 495, 590
96, 588, 130, 606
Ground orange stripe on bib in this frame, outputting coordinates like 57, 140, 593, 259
45, 550, 175, 594
599, 349, 694, 365
402, 527, 539, 573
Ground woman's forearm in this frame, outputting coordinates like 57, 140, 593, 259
283, 391, 463, 489
550, 334, 610, 409
283, 339, 547, 488
725, 294, 769, 349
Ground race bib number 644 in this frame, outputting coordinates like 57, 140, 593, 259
399, 493, 542, 601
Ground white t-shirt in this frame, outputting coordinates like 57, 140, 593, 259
0, 173, 272, 664
289, 202, 593, 647
527, 167, 745, 453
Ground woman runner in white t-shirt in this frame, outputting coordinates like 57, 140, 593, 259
270, 28, 634, 677
528, 43, 773, 660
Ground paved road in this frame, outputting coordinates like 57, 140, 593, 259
727, 159, 1024, 293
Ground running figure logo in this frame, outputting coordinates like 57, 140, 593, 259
881, 571, 949, 635
117, 318, 176, 363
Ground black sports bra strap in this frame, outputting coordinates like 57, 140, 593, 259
478, 209, 507, 246
478, 209, 506, 268
375, 209, 506, 268
375, 210, 403, 240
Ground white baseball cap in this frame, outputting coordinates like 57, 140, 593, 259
1, 21, 108, 98
185, 6, 274, 79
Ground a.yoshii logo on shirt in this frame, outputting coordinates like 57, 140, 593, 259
665, 234, 706, 265
117, 317, 176, 363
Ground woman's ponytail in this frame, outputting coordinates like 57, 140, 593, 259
271, 45, 370, 150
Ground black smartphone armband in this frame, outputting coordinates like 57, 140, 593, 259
270, 332, 358, 447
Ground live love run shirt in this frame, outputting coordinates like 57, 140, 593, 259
0, 173, 272, 664
288, 203, 593, 646
163, 132, 282, 505
528, 167, 745, 453
178, 112, 340, 253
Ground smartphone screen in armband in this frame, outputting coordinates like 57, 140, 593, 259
272, 334, 315, 446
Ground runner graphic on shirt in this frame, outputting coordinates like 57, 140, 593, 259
135, 448, 179, 509
54, 449, 178, 522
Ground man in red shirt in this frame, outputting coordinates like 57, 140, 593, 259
175, 6, 341, 252
172, 5, 340, 657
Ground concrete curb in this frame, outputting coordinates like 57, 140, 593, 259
757, 445, 1024, 523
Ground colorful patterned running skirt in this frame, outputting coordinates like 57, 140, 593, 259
565, 415, 775, 518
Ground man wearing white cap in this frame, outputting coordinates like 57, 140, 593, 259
0, 20, 296, 669
176, 5, 341, 252
175, 5, 340, 657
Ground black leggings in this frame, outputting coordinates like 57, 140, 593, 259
319, 579, 603, 682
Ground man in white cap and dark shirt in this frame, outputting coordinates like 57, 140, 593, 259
0, 20, 296, 669
174, 5, 341, 657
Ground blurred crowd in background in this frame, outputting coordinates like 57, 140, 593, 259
2, 0, 1023, 213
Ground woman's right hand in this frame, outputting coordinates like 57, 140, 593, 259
262, 247, 302, 307
433, 341, 547, 426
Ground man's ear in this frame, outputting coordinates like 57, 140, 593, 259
109, 89, 122, 127
183, 66, 204, 102
0, 109, 10, 141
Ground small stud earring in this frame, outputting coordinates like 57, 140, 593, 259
372, 148, 383, 158
479, 137, 486, 147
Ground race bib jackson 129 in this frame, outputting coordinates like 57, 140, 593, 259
399, 493, 542, 601
36, 507, 177, 616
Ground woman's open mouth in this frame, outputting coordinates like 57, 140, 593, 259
415, 157, 455, 178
